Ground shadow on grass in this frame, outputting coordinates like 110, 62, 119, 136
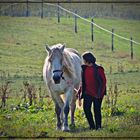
69, 126, 91, 133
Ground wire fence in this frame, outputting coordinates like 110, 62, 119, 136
0, 1, 140, 59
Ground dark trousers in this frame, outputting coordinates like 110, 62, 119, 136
83, 94, 103, 129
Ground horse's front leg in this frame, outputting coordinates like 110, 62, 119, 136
62, 88, 73, 132
51, 93, 64, 130
55, 103, 62, 130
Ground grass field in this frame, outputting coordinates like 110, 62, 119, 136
0, 16, 140, 138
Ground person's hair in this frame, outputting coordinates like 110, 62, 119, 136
82, 52, 96, 64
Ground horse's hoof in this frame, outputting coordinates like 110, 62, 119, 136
56, 127, 61, 131
62, 129, 70, 132
56, 123, 62, 130
62, 126, 70, 132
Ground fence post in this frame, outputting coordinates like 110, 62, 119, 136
41, 0, 44, 18
130, 37, 133, 59
111, 4, 114, 16
26, 0, 29, 17
74, 10, 77, 33
91, 18, 94, 42
57, 2, 60, 23
111, 28, 114, 52
10, 3, 13, 17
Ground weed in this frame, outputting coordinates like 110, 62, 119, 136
118, 62, 124, 73
129, 112, 140, 125
0, 70, 7, 80
104, 81, 124, 116
109, 65, 112, 74
22, 81, 37, 106
0, 81, 11, 108
38, 86, 44, 108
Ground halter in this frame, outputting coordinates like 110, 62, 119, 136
53, 70, 65, 80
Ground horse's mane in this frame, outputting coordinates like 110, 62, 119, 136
63, 48, 81, 79
66, 48, 81, 58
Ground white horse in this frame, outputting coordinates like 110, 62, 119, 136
43, 43, 81, 131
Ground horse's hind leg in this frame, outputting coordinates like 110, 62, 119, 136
55, 103, 62, 130
70, 94, 77, 127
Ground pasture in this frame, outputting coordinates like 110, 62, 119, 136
0, 16, 140, 138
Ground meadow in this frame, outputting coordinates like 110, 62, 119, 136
0, 16, 140, 138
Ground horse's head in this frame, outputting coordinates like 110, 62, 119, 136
45, 44, 65, 84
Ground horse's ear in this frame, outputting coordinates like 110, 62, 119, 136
60, 44, 65, 52
45, 44, 51, 54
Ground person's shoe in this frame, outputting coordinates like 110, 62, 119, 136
96, 127, 102, 131
90, 126, 95, 130
96, 125, 102, 130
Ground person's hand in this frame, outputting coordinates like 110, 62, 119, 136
74, 88, 79, 97
74, 88, 78, 92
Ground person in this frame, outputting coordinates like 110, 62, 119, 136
76, 52, 106, 130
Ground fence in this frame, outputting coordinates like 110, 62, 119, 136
0, 1, 140, 59
1, 1, 140, 19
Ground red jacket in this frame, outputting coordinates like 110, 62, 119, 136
78, 64, 106, 99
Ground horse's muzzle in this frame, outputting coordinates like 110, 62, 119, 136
53, 75, 61, 84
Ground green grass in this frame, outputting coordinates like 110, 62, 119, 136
0, 16, 140, 138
